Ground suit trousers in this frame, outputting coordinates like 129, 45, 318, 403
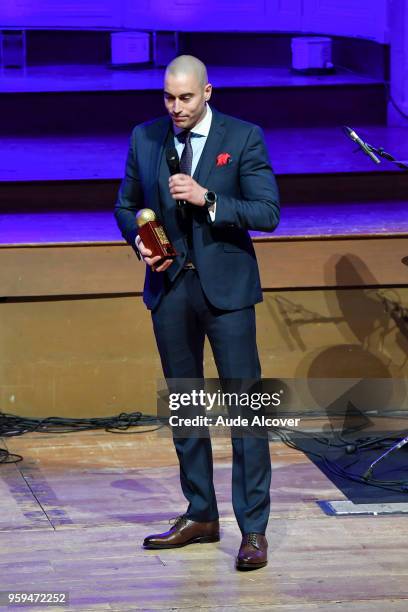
151, 268, 271, 535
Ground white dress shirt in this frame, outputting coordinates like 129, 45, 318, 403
173, 103, 216, 220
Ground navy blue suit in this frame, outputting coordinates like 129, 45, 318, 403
115, 108, 280, 534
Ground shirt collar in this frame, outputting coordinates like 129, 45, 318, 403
173, 103, 212, 137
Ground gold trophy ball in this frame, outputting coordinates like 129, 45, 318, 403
136, 208, 156, 227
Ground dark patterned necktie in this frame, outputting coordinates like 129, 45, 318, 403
176, 130, 194, 260
178, 130, 193, 175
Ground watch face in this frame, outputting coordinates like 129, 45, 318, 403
205, 191, 216, 204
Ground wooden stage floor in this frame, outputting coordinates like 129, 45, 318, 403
1, 429, 408, 611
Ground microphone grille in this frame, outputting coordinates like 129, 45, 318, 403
166, 147, 178, 163
166, 147, 180, 175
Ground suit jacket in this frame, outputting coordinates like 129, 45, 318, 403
114, 108, 280, 311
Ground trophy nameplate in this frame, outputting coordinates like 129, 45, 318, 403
136, 209, 177, 270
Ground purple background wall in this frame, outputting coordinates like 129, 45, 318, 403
1, 0, 407, 245
0, 0, 389, 42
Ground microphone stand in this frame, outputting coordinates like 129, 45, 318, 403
363, 433, 408, 481
361, 136, 408, 479
363, 141, 408, 172
342, 127, 408, 484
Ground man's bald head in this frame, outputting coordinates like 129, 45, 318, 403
163, 55, 212, 130
165, 55, 208, 88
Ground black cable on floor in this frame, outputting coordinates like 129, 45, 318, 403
2, 411, 407, 493
271, 427, 408, 494
0, 411, 165, 463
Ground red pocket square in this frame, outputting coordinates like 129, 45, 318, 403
216, 152, 232, 167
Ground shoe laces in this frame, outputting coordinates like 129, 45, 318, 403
168, 515, 188, 529
245, 533, 260, 548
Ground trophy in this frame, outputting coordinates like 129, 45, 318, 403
136, 209, 177, 270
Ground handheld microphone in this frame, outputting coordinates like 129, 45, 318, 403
343, 126, 381, 164
166, 147, 187, 210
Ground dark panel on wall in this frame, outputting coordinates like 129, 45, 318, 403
0, 85, 386, 135
179, 33, 292, 67
332, 37, 389, 80
27, 31, 112, 65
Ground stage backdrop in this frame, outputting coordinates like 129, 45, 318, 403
0, 0, 389, 42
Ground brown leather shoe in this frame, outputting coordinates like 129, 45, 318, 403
236, 533, 268, 570
143, 515, 220, 549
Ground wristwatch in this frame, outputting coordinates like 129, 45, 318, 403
204, 190, 217, 209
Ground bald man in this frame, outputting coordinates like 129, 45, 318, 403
115, 55, 280, 570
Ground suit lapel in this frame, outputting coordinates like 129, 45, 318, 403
151, 119, 173, 214
194, 110, 226, 187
